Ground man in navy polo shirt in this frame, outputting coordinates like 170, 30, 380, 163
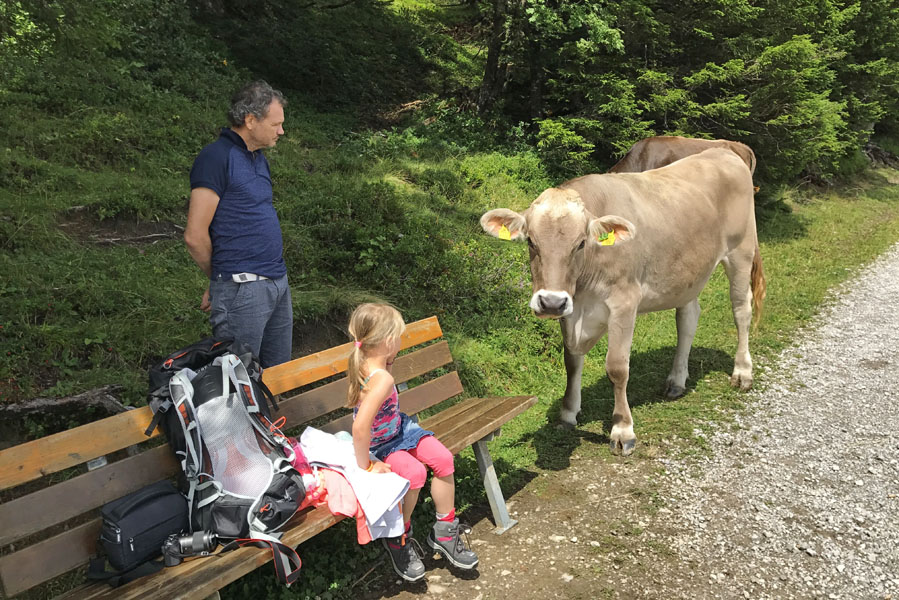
185, 80, 292, 367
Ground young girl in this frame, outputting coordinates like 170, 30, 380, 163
347, 303, 478, 582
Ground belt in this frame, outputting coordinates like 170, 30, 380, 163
231, 273, 270, 283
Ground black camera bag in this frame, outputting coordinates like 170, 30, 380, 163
87, 480, 189, 587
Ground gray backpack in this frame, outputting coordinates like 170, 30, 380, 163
165, 353, 304, 584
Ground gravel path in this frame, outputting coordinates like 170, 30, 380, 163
641, 242, 899, 600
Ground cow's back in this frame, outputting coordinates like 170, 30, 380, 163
609, 136, 756, 174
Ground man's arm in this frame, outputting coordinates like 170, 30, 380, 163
185, 187, 220, 310
184, 187, 220, 277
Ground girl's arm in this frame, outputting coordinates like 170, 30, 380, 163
351, 371, 394, 473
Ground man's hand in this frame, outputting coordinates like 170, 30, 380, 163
200, 285, 211, 312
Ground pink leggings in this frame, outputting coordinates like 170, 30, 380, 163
384, 435, 454, 490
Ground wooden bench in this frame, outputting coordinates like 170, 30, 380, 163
0, 316, 537, 599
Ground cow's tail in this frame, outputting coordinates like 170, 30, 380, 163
751, 242, 766, 328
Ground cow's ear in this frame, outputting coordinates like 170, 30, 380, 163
589, 215, 636, 246
480, 209, 527, 241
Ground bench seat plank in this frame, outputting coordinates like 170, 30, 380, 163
426, 396, 538, 455
58, 508, 342, 600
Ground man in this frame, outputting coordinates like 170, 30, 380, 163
185, 80, 292, 367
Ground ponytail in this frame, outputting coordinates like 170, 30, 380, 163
346, 343, 367, 409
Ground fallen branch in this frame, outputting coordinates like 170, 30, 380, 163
0, 385, 128, 417
90, 232, 180, 245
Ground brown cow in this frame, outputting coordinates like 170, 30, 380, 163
481, 148, 766, 455
609, 135, 757, 175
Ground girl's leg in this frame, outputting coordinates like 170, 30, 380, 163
384, 450, 427, 525
411, 437, 478, 569
408, 436, 455, 515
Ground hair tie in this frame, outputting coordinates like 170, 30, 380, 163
354, 340, 362, 348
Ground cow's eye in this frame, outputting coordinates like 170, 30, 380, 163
576, 240, 585, 252
527, 237, 536, 250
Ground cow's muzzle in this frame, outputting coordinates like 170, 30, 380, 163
530, 290, 573, 318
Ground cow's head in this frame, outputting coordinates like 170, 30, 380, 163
481, 188, 635, 318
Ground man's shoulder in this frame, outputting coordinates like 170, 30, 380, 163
193, 135, 233, 166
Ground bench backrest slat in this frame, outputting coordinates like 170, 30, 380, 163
0, 520, 101, 598
276, 340, 454, 426
0, 408, 156, 490
320, 372, 464, 435
0, 318, 443, 492
398, 371, 465, 416
0, 445, 177, 548
262, 316, 443, 396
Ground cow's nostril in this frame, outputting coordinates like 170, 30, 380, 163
538, 294, 566, 312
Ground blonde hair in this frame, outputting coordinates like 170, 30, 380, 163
346, 303, 406, 408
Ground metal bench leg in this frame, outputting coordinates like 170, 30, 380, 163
472, 437, 518, 534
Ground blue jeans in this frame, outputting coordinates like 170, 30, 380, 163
208, 274, 293, 367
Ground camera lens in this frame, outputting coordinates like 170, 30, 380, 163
181, 531, 217, 554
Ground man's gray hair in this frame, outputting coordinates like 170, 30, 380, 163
227, 80, 287, 127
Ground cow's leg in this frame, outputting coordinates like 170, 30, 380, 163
722, 254, 753, 390
559, 312, 608, 428
665, 298, 701, 398
559, 347, 585, 428
606, 308, 638, 456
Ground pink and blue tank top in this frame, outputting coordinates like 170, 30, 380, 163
353, 368, 402, 446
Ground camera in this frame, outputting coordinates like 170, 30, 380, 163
162, 531, 218, 567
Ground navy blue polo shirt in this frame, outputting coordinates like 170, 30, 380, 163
189, 128, 287, 280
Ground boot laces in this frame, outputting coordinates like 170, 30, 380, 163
451, 522, 473, 554
404, 537, 425, 563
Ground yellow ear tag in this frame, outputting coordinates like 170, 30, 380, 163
498, 224, 512, 241
599, 230, 617, 246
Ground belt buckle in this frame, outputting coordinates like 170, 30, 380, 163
232, 273, 269, 283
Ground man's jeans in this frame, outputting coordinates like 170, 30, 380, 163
209, 274, 292, 368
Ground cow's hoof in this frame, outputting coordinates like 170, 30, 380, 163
730, 373, 753, 391
664, 383, 685, 399
555, 420, 576, 431
609, 438, 636, 456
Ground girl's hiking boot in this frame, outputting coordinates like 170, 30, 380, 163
381, 534, 425, 582
427, 518, 479, 569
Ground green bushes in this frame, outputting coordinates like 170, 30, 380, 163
477, 0, 899, 187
